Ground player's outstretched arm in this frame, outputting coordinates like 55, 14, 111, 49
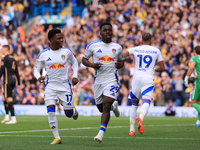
123, 50, 130, 58
184, 62, 196, 87
71, 77, 79, 86
186, 62, 196, 77
82, 57, 102, 69
155, 61, 165, 72
68, 53, 79, 86
0, 58, 5, 78
34, 61, 45, 83
115, 60, 124, 69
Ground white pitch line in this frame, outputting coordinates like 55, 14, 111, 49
0, 135, 198, 141
0, 124, 194, 134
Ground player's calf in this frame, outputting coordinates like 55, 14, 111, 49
112, 101, 120, 117
65, 107, 78, 120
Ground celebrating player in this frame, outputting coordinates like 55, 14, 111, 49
184, 46, 200, 127
34, 29, 79, 144
0, 45, 20, 124
123, 33, 165, 135
82, 22, 124, 143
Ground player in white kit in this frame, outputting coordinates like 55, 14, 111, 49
123, 33, 165, 135
34, 29, 79, 144
82, 22, 124, 143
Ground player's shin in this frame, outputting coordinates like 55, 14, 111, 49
130, 100, 139, 133
3, 101, 9, 115
192, 103, 200, 113
94, 123, 107, 143
197, 112, 200, 122
111, 101, 120, 117
139, 100, 150, 121
65, 111, 74, 118
1, 101, 10, 123
8, 101, 16, 121
196, 113, 200, 127
65, 108, 78, 120
98, 123, 107, 137
47, 107, 60, 139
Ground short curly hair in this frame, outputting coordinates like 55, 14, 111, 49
48, 29, 61, 41
194, 46, 200, 55
99, 22, 112, 31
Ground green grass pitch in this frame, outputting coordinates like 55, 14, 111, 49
0, 116, 199, 150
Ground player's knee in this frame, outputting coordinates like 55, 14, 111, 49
98, 108, 103, 113
132, 99, 139, 106
97, 103, 103, 112
47, 107, 55, 112
103, 103, 111, 112
65, 111, 74, 118
143, 99, 151, 104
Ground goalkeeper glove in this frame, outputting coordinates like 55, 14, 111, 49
184, 76, 189, 87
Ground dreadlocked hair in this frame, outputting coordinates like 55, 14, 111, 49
142, 33, 152, 42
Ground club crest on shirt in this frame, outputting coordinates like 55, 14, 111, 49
112, 48, 116, 54
61, 55, 65, 60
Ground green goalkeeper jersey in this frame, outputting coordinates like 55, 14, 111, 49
190, 56, 200, 81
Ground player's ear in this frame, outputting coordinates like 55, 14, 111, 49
150, 38, 152, 45
100, 29, 103, 36
50, 38, 53, 43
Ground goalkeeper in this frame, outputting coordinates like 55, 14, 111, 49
184, 46, 200, 127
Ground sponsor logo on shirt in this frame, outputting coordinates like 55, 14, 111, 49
49, 63, 65, 70
98, 55, 114, 63
61, 55, 65, 60
46, 57, 52, 61
112, 48, 116, 54
97, 49, 102, 53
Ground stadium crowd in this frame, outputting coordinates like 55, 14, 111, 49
0, 0, 199, 107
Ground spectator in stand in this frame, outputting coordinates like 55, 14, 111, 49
13, 1, 24, 30
0, 31, 8, 49
165, 99, 176, 116
154, 84, 165, 106
15, 89, 24, 104
84, 89, 94, 105
173, 74, 185, 106
22, 92, 36, 105
163, 82, 175, 106
77, 86, 86, 105
23, 1, 30, 22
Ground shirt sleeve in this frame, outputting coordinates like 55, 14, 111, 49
117, 46, 123, 61
127, 47, 135, 56
190, 57, 195, 63
68, 51, 78, 78
0, 57, 5, 78
14, 60, 20, 85
34, 53, 44, 80
83, 44, 93, 59
157, 49, 163, 62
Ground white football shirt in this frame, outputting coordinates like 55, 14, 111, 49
83, 40, 123, 84
128, 45, 163, 79
34, 46, 78, 91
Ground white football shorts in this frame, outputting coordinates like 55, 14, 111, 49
94, 82, 119, 105
44, 88, 74, 110
129, 77, 154, 100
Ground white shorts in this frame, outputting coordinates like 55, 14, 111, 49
44, 88, 74, 110
94, 82, 119, 105
129, 77, 154, 100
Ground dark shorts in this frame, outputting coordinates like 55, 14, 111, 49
4, 82, 15, 98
